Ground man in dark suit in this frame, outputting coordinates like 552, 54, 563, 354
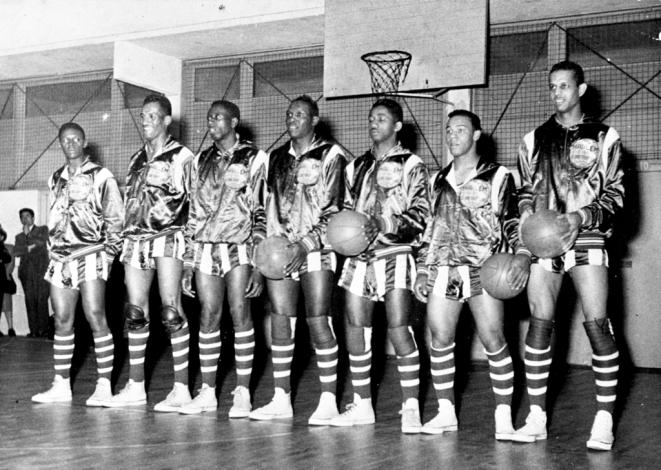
14, 208, 50, 338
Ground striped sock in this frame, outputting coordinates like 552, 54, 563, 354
486, 344, 514, 407
272, 339, 295, 394
93, 332, 114, 381
430, 343, 455, 403
397, 348, 420, 402
234, 328, 255, 389
584, 319, 619, 414
128, 327, 149, 383
199, 330, 221, 387
349, 326, 373, 400
53, 332, 75, 379
524, 344, 552, 411
171, 322, 190, 384
316, 340, 339, 394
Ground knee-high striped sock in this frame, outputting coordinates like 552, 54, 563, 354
486, 344, 514, 407
584, 319, 619, 414
397, 348, 420, 402
199, 330, 221, 387
171, 322, 190, 385
430, 343, 455, 403
349, 326, 372, 400
524, 318, 554, 411
316, 341, 338, 395
272, 317, 296, 393
234, 327, 255, 389
128, 326, 149, 383
93, 332, 114, 381
53, 332, 75, 379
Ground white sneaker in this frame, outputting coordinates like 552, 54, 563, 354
249, 388, 293, 420
308, 392, 339, 426
329, 394, 375, 427
103, 379, 147, 408
400, 398, 422, 434
32, 375, 72, 403
494, 404, 516, 441
511, 405, 547, 443
154, 383, 192, 413
86, 378, 112, 407
586, 410, 614, 451
179, 384, 217, 415
421, 399, 458, 434
228, 386, 252, 419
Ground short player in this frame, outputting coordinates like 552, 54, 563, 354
511, 61, 624, 450
330, 98, 430, 434
105, 95, 195, 412
249, 95, 346, 425
179, 100, 267, 417
413, 110, 530, 439
32, 122, 124, 406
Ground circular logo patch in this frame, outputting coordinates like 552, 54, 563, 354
145, 161, 171, 187
224, 163, 249, 189
376, 161, 403, 189
68, 174, 93, 202
296, 158, 321, 186
459, 180, 490, 208
569, 138, 599, 169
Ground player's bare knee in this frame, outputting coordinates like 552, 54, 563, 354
306, 315, 335, 348
271, 313, 295, 343
124, 303, 149, 331
388, 325, 416, 357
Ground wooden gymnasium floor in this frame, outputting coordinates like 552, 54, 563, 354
1, 329, 660, 469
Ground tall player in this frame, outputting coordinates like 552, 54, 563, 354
32, 122, 124, 406
105, 95, 195, 412
249, 95, 346, 425
413, 110, 530, 439
511, 61, 624, 450
330, 98, 430, 433
179, 100, 267, 417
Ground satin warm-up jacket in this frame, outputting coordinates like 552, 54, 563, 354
265, 137, 346, 252
47, 159, 124, 259
346, 144, 430, 259
184, 138, 268, 266
417, 159, 524, 273
517, 116, 624, 245
123, 137, 194, 238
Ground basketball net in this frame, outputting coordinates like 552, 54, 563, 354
361, 50, 452, 104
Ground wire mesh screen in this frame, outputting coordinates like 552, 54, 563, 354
474, 29, 551, 168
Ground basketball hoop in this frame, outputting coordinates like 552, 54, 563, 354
361, 50, 452, 104
361, 50, 412, 95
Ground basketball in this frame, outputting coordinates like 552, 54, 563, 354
253, 236, 292, 280
327, 210, 370, 256
521, 209, 574, 258
479, 253, 525, 300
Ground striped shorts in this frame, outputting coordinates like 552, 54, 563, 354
427, 265, 482, 302
45, 251, 109, 289
287, 250, 336, 281
535, 248, 609, 274
192, 242, 251, 277
120, 231, 186, 270
338, 253, 415, 302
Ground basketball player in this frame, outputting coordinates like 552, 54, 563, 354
105, 95, 195, 412
331, 98, 430, 433
412, 110, 530, 439
179, 100, 267, 417
32, 122, 124, 406
249, 95, 346, 425
511, 61, 624, 450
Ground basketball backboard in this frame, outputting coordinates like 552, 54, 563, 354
324, 0, 488, 99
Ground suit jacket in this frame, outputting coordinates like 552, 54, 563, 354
14, 225, 49, 278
